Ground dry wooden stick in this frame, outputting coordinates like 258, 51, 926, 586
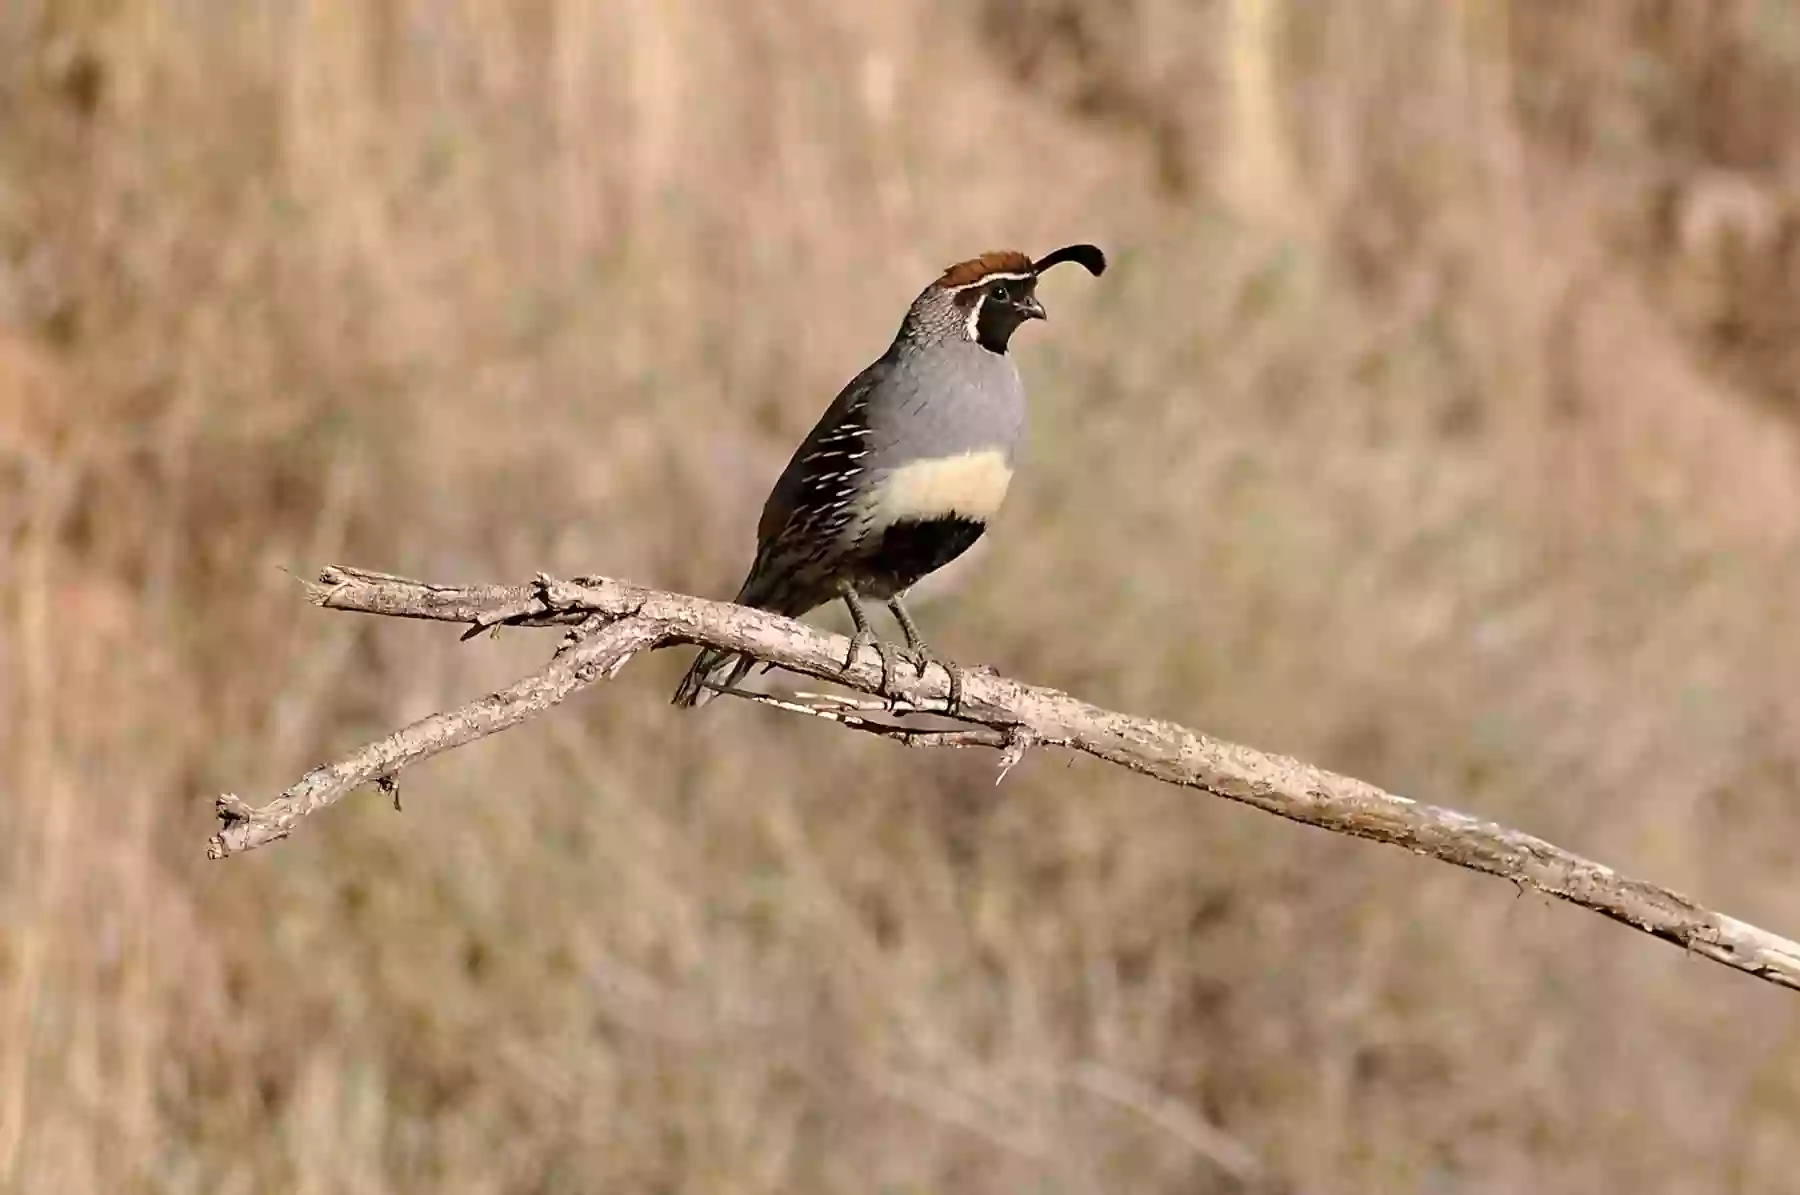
207, 565, 1800, 994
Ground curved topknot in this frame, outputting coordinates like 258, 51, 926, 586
936, 250, 1034, 289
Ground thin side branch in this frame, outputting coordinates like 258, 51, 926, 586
209, 565, 1800, 994
723, 687, 1002, 743
211, 613, 662, 854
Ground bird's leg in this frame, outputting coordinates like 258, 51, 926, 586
887, 595, 964, 713
837, 582, 900, 699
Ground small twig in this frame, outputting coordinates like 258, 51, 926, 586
208, 613, 664, 857
725, 687, 1014, 750
205, 565, 1800, 996
994, 725, 1035, 785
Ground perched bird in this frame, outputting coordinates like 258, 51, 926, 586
673, 243, 1107, 711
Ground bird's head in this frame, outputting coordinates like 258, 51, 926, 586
904, 244, 1107, 354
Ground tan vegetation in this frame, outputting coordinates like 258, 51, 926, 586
4, 2, 1800, 1191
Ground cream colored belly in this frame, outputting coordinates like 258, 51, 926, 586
866, 448, 1014, 527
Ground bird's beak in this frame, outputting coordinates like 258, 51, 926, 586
1019, 295, 1046, 321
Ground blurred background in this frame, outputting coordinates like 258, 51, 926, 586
4, 1, 1800, 1191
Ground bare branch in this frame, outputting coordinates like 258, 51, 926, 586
209, 613, 663, 856
209, 565, 1800, 994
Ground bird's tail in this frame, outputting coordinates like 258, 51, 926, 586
671, 564, 819, 710
670, 645, 758, 709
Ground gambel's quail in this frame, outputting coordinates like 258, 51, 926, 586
673, 244, 1107, 711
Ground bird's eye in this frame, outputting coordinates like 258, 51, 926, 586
987, 281, 1009, 302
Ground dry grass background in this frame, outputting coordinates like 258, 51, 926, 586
4, 1, 1800, 1191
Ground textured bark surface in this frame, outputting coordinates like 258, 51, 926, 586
207, 565, 1800, 994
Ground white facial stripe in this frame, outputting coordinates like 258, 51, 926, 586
959, 273, 1035, 340
945, 271, 1034, 293
870, 449, 1014, 525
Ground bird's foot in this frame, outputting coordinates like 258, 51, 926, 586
899, 644, 964, 715
845, 628, 904, 704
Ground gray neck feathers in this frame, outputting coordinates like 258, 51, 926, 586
873, 320, 1025, 463
896, 286, 969, 349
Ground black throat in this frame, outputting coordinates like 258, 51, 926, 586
975, 297, 1022, 353
955, 288, 1030, 354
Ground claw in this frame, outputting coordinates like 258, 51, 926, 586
846, 628, 900, 703
899, 645, 965, 715
884, 596, 962, 714
873, 639, 902, 705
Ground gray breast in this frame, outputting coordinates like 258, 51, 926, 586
866, 341, 1024, 463
849, 341, 1026, 535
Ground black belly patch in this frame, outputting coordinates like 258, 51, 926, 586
858, 515, 988, 593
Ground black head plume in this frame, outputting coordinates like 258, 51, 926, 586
1031, 244, 1107, 278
